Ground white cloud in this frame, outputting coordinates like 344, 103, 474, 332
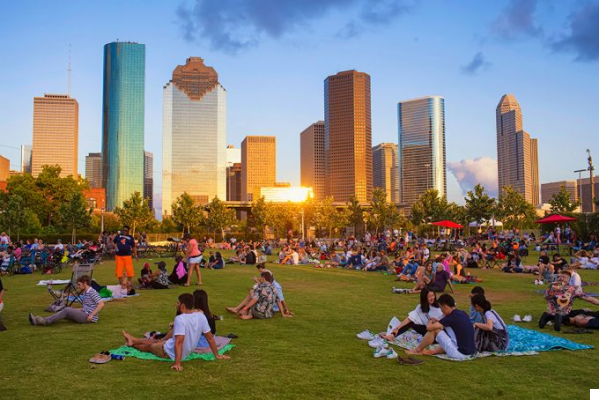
447, 157, 498, 197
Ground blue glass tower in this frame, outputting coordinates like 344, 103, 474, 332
102, 42, 145, 210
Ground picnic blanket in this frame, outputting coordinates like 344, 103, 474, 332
37, 280, 71, 286
389, 325, 592, 361
110, 343, 235, 362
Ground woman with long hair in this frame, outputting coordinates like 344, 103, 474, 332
471, 294, 509, 352
381, 288, 443, 341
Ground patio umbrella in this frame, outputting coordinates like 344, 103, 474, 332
535, 214, 577, 224
431, 220, 463, 229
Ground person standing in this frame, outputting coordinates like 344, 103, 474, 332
184, 233, 203, 287
113, 225, 138, 285
0, 278, 6, 331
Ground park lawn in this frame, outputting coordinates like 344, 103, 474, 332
1, 253, 598, 399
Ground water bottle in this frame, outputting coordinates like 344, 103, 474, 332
111, 354, 125, 361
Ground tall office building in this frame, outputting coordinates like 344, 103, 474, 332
578, 177, 599, 213
162, 57, 226, 215
32, 94, 78, 177
227, 163, 242, 201
541, 180, 578, 204
397, 96, 446, 209
300, 121, 325, 200
241, 136, 276, 202
373, 143, 399, 204
102, 41, 145, 210
20, 145, 32, 174
0, 156, 9, 182
496, 94, 540, 205
85, 152, 102, 188
144, 151, 154, 211
324, 70, 372, 203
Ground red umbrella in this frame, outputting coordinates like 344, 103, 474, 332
535, 214, 577, 224
431, 220, 463, 229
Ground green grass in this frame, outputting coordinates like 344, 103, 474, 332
1, 253, 598, 399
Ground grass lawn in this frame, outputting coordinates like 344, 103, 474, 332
1, 252, 598, 399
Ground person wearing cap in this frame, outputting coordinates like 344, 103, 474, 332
113, 225, 138, 285
184, 233, 203, 286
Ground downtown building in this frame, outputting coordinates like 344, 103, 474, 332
162, 57, 226, 215
324, 70, 372, 203
102, 41, 145, 211
540, 180, 578, 205
226, 145, 242, 201
241, 136, 276, 202
32, 94, 79, 177
496, 94, 540, 206
372, 143, 399, 204
20, 145, 32, 174
300, 121, 325, 200
85, 152, 102, 188
397, 96, 446, 210
144, 151, 153, 211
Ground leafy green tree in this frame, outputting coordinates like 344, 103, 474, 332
204, 197, 237, 241
548, 186, 581, 213
495, 186, 537, 230
251, 197, 270, 238
57, 192, 92, 243
5, 173, 46, 223
315, 197, 342, 238
369, 188, 405, 233
171, 192, 203, 234
0, 194, 37, 240
113, 191, 154, 236
463, 184, 496, 225
35, 165, 87, 226
410, 189, 452, 225
346, 195, 364, 236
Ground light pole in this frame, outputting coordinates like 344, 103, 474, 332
301, 207, 305, 242
101, 208, 105, 233
588, 149, 595, 213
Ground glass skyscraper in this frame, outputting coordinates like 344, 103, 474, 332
102, 41, 145, 210
397, 96, 446, 209
162, 57, 226, 215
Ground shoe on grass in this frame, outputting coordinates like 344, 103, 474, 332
386, 348, 398, 359
373, 346, 389, 358
368, 337, 388, 349
512, 314, 522, 322
356, 330, 375, 340
522, 315, 533, 322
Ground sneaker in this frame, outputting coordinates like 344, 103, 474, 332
534, 280, 539, 285
386, 348, 398, 359
512, 314, 522, 322
523, 315, 533, 322
368, 337, 388, 349
538, 280, 544, 285
373, 346, 389, 358
28, 313, 37, 326
356, 330, 375, 340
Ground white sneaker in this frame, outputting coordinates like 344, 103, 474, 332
368, 337, 388, 349
373, 346, 389, 358
538, 280, 544, 285
534, 280, 539, 285
386, 348, 398, 359
356, 330, 375, 340
512, 314, 522, 322
523, 315, 533, 322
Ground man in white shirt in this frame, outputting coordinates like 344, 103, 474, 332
122, 293, 229, 371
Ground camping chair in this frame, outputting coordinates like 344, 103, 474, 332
48, 262, 94, 307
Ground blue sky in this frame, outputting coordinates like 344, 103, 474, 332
1, 0, 598, 214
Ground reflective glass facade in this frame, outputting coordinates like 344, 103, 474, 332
397, 96, 446, 209
162, 57, 226, 215
102, 42, 145, 210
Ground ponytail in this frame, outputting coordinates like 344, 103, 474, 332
471, 293, 491, 312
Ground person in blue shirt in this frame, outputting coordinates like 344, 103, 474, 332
469, 286, 485, 323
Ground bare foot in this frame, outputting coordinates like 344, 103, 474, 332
226, 307, 238, 314
405, 349, 422, 355
239, 314, 253, 320
381, 334, 394, 341
122, 331, 134, 347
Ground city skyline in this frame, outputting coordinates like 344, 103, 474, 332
1, 1, 598, 214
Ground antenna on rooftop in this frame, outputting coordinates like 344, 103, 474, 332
67, 44, 72, 96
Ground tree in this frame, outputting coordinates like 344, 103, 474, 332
410, 189, 452, 225
35, 165, 87, 226
204, 197, 237, 241
113, 191, 154, 236
346, 196, 364, 236
251, 197, 270, 239
315, 197, 342, 238
495, 186, 537, 230
549, 186, 581, 213
0, 194, 37, 241
57, 192, 92, 243
369, 188, 404, 234
463, 184, 496, 225
171, 192, 203, 235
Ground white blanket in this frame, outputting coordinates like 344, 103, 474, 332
37, 280, 71, 286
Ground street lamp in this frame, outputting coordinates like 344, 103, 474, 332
101, 208, 105, 233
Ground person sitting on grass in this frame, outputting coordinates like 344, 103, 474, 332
122, 293, 229, 371
471, 294, 509, 352
193, 289, 222, 348
502, 252, 523, 273
226, 271, 291, 320
29, 275, 104, 326
364, 251, 390, 272
406, 294, 476, 360
255, 263, 293, 316
145, 262, 170, 289
469, 286, 485, 323
0, 277, 6, 331
167, 257, 188, 285
381, 288, 443, 341
393, 261, 434, 294
207, 252, 224, 269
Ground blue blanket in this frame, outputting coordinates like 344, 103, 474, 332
504, 325, 593, 353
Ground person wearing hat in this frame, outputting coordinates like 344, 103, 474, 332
113, 225, 138, 285
184, 233, 203, 286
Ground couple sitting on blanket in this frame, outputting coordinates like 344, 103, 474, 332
383, 288, 508, 360
123, 290, 230, 371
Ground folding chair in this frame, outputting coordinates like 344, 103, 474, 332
48, 263, 94, 307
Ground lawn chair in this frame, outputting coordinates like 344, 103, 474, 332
48, 262, 94, 307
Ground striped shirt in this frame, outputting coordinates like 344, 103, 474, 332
81, 287, 102, 322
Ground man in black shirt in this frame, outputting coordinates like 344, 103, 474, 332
113, 226, 138, 285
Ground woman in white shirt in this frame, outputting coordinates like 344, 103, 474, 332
381, 288, 443, 341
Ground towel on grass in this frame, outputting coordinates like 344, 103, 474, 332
390, 325, 592, 361
110, 343, 235, 362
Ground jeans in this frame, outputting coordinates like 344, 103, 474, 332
403, 263, 418, 276
45, 307, 91, 324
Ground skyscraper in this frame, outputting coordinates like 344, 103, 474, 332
397, 96, 446, 209
32, 94, 78, 177
372, 143, 399, 204
300, 121, 325, 200
324, 70, 372, 203
162, 57, 226, 215
144, 151, 154, 211
241, 136, 276, 202
85, 152, 103, 188
102, 41, 145, 210
496, 94, 540, 205
20, 145, 32, 174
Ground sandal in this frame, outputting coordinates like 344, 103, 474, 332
397, 356, 424, 365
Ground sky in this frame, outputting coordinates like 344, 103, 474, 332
1, 0, 598, 216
